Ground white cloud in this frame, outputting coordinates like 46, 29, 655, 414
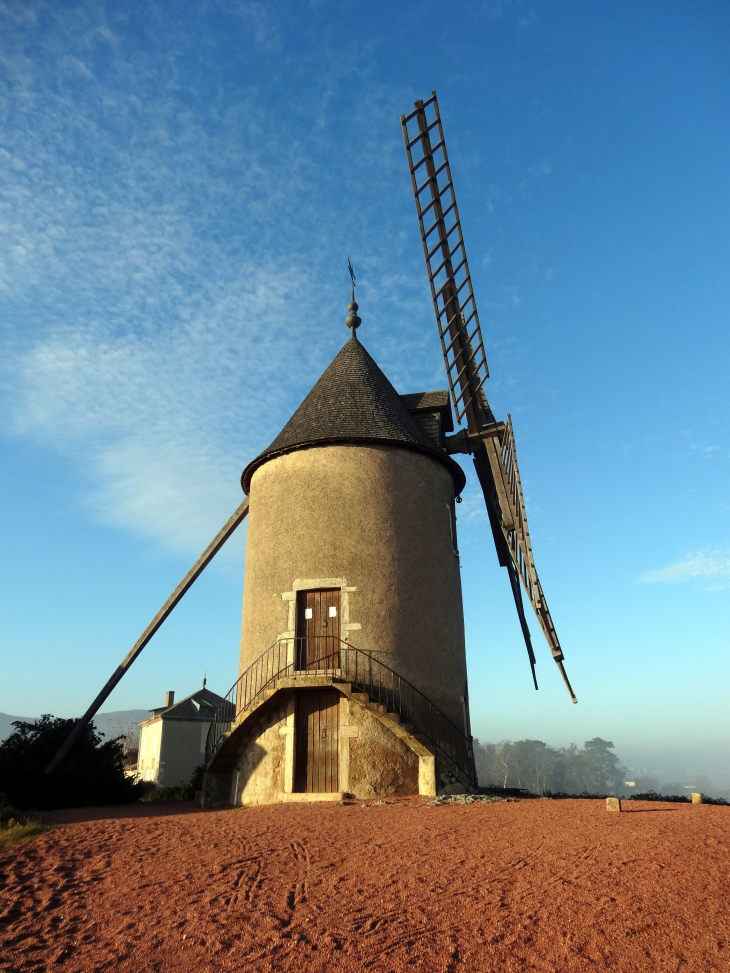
638, 552, 730, 590
691, 444, 718, 457
0, 2, 449, 557
8, 259, 309, 553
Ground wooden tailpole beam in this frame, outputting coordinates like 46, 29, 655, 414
45, 497, 250, 775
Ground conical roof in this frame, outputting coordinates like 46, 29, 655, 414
241, 337, 466, 493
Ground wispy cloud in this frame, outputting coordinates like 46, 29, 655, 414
0, 1, 446, 556
638, 552, 730, 590
9, 259, 311, 553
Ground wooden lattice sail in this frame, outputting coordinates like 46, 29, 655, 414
401, 91, 577, 703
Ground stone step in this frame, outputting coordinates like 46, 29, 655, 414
351, 697, 440, 762
364, 701, 406, 726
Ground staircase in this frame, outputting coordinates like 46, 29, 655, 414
347, 691, 474, 791
205, 637, 477, 790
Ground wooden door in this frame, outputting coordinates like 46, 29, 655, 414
295, 589, 341, 670
294, 689, 340, 793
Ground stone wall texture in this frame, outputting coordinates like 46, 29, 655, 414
231, 700, 289, 807
239, 443, 468, 729
347, 706, 419, 799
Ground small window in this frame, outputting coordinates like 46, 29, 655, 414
328, 606, 337, 617
305, 607, 313, 619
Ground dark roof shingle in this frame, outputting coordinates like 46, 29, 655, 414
399, 390, 454, 432
148, 687, 225, 722
241, 337, 465, 493
399, 390, 450, 412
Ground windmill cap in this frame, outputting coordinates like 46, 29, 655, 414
241, 337, 466, 494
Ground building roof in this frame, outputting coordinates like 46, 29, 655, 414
241, 337, 466, 493
399, 390, 454, 432
142, 686, 225, 725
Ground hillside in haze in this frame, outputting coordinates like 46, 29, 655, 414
0, 710, 150, 745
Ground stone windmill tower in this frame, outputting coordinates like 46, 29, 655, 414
204, 285, 474, 804
48, 92, 576, 802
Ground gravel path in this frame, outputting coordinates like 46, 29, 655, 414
1, 797, 728, 971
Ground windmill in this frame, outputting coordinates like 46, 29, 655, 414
47, 92, 575, 803
401, 91, 577, 704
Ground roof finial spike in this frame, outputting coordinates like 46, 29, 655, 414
345, 258, 361, 341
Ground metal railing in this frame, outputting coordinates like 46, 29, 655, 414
205, 637, 475, 785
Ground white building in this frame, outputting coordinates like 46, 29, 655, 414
138, 682, 224, 786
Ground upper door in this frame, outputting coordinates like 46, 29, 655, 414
295, 589, 341, 670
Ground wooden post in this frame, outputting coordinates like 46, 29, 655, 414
45, 497, 250, 775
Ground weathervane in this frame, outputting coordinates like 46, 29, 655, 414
345, 258, 361, 338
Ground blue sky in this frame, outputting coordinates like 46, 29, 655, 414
1, 0, 728, 782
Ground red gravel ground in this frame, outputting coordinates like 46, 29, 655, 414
1, 797, 728, 972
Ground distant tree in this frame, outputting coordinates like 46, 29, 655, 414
472, 739, 494, 786
497, 740, 515, 787
581, 738, 628, 793
511, 740, 554, 795
474, 736, 631, 795
473, 739, 514, 788
552, 743, 582, 794
0, 715, 145, 811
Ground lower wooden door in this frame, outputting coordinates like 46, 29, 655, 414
294, 689, 340, 793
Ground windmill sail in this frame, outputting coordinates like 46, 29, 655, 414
401, 92, 489, 434
496, 417, 577, 701
401, 92, 576, 703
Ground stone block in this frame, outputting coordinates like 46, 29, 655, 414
691, 792, 704, 804
605, 797, 621, 812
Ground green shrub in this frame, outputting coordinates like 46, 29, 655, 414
0, 805, 25, 826
0, 794, 49, 851
627, 790, 729, 806
0, 715, 146, 811
629, 790, 690, 803
141, 765, 205, 803
0, 820, 50, 852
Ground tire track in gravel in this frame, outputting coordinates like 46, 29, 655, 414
283, 839, 309, 918
2, 799, 728, 973
204, 853, 265, 910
